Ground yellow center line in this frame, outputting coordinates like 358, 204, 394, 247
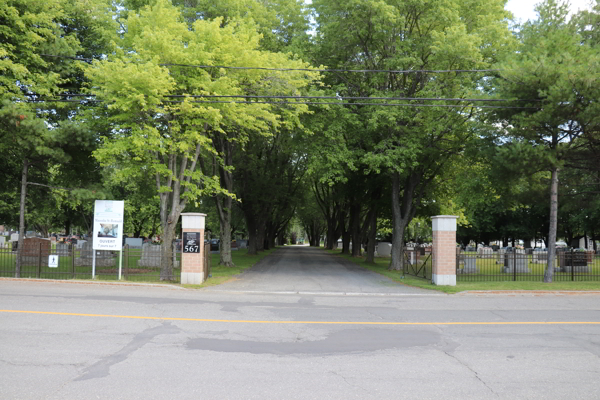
1, 309, 599, 325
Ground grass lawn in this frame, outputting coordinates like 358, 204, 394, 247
0, 247, 275, 287
182, 248, 277, 289
324, 248, 600, 294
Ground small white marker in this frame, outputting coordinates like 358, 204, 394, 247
48, 255, 59, 268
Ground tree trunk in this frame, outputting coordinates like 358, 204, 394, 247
219, 215, 233, 266
16, 158, 29, 278
544, 166, 559, 283
350, 202, 362, 257
365, 206, 377, 264
389, 172, 419, 271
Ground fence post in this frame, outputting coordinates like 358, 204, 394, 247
571, 248, 575, 282
71, 243, 76, 279
124, 244, 129, 280
431, 215, 458, 286
180, 213, 207, 285
513, 249, 517, 282
37, 242, 42, 278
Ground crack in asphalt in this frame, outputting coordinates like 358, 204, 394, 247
443, 351, 498, 397
74, 322, 180, 381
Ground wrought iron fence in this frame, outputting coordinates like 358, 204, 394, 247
403, 247, 432, 280
0, 242, 185, 283
457, 249, 600, 282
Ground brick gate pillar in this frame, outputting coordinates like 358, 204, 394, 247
431, 215, 458, 286
181, 213, 207, 285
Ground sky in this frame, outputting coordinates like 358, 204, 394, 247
506, 0, 594, 22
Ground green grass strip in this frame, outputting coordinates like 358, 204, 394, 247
324, 248, 600, 294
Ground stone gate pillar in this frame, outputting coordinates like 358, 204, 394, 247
181, 213, 207, 285
431, 215, 458, 286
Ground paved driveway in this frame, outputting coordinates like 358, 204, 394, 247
205, 245, 434, 295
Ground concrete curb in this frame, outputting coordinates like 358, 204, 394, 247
457, 290, 600, 296
0, 277, 184, 289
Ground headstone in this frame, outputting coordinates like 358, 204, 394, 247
533, 249, 548, 264
478, 247, 494, 259
76, 240, 87, 248
465, 246, 476, 252
559, 252, 589, 273
497, 247, 507, 264
376, 242, 392, 257
56, 243, 70, 256
21, 237, 51, 266
503, 248, 530, 273
237, 239, 248, 249
137, 243, 161, 267
462, 257, 478, 273
75, 241, 116, 267
0, 236, 5, 246
125, 237, 143, 249
136, 243, 180, 268
491, 245, 499, 251
337, 239, 343, 249
11, 233, 19, 242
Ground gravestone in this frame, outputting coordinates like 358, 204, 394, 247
491, 245, 499, 251
496, 247, 507, 264
376, 242, 392, 257
137, 243, 180, 268
56, 243, 70, 256
21, 238, 51, 266
533, 249, 548, 264
75, 241, 116, 267
76, 240, 87, 248
137, 243, 161, 267
11, 233, 19, 242
0, 236, 5, 246
125, 237, 143, 249
503, 248, 530, 273
237, 239, 248, 249
478, 247, 494, 259
559, 252, 589, 273
462, 257, 478, 273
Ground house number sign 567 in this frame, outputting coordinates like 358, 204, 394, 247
183, 232, 200, 253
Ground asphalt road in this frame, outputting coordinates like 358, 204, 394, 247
1, 247, 600, 399
205, 246, 432, 295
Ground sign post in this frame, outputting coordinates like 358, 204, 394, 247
92, 200, 124, 279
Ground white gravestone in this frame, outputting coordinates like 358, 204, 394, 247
376, 242, 392, 257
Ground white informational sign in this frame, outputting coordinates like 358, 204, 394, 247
92, 200, 124, 251
48, 255, 59, 268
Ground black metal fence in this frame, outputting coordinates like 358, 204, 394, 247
0, 243, 183, 283
403, 247, 432, 280
457, 248, 600, 282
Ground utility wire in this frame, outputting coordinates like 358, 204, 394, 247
31, 98, 539, 109
51, 93, 537, 103
40, 54, 501, 74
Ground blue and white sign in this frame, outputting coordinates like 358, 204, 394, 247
48, 255, 59, 268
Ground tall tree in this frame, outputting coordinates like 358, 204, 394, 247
88, 0, 320, 276
490, 0, 600, 282
311, 0, 514, 270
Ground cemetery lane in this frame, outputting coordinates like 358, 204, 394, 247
203, 245, 432, 295
1, 280, 600, 399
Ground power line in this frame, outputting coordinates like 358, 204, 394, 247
40, 54, 500, 74
32, 98, 539, 109
52, 93, 537, 103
